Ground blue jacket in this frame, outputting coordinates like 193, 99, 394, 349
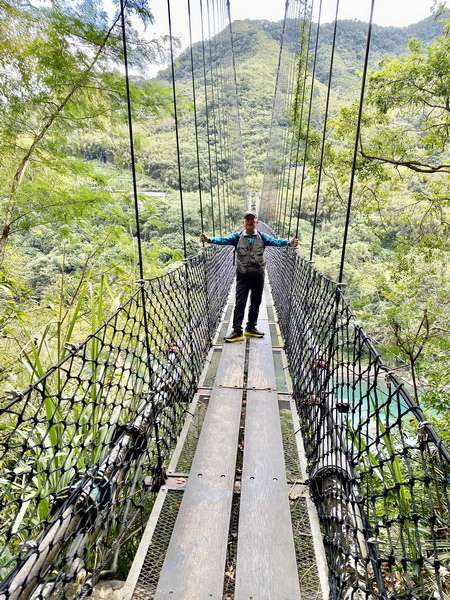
209, 231, 290, 247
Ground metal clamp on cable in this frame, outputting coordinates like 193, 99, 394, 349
417, 420, 432, 441
111, 422, 148, 460
52, 472, 115, 530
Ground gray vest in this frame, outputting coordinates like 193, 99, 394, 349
236, 232, 265, 275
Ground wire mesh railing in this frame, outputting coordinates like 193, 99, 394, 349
3, 214, 449, 600
0, 246, 234, 600
265, 238, 450, 600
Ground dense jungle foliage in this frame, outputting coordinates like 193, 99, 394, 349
0, 0, 449, 441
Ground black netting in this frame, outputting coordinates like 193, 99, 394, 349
263, 225, 450, 600
0, 246, 234, 600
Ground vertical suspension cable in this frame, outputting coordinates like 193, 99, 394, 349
215, 0, 228, 229
215, 0, 230, 227
279, 0, 309, 230
279, 0, 310, 235
187, 0, 205, 238
200, 0, 216, 236
294, 0, 323, 238
310, 0, 340, 261
274, 52, 296, 226
119, 0, 162, 463
225, 0, 241, 221
273, 1, 300, 226
219, 0, 231, 220
227, 0, 247, 218
260, 0, 290, 223
166, 0, 195, 375
338, 0, 375, 283
119, 0, 145, 281
260, 0, 299, 227
207, 0, 223, 234
213, 0, 228, 230
271, 2, 292, 226
167, 0, 188, 259
285, 0, 314, 237
187, 0, 214, 346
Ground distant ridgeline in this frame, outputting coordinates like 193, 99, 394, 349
157, 16, 445, 96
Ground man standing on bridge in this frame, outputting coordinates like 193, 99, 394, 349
200, 210, 298, 342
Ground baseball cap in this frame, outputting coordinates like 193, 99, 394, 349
243, 210, 257, 219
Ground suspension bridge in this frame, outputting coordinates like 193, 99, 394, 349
1, 0, 449, 599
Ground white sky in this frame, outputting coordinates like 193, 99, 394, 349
146, 0, 435, 53
309, 0, 434, 27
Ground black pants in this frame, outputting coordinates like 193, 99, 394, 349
232, 271, 264, 333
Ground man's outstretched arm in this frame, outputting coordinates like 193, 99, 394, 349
200, 232, 240, 245
261, 233, 298, 247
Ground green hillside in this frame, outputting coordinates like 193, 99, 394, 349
1, 2, 449, 438
153, 16, 445, 191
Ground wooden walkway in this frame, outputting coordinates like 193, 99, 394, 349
122, 281, 328, 600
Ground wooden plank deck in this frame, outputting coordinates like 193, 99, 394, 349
235, 292, 301, 600
214, 336, 245, 389
234, 389, 301, 600
246, 300, 276, 391
153, 338, 244, 599
125, 282, 318, 600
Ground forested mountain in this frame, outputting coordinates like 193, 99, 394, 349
0, 2, 449, 440
165, 15, 445, 188
159, 16, 444, 87
154, 16, 445, 182
70, 14, 447, 202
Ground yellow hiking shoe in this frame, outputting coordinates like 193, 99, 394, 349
224, 331, 244, 342
244, 328, 265, 338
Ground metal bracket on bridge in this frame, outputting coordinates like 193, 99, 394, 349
152, 473, 189, 491
154, 473, 309, 499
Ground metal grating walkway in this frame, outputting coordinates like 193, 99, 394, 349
121, 277, 329, 600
